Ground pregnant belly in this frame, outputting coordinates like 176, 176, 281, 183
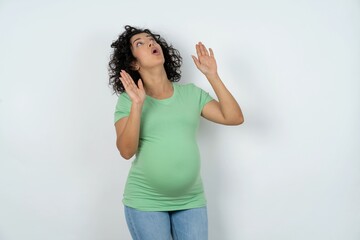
136, 142, 201, 196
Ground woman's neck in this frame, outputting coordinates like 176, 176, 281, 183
139, 67, 173, 98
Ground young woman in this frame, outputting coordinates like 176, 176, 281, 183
108, 25, 244, 240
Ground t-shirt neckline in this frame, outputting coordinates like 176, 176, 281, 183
146, 83, 176, 103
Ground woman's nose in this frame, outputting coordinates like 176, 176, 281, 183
148, 39, 155, 47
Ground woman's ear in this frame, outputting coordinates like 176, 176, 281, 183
131, 61, 140, 71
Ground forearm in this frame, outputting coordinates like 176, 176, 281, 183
117, 103, 143, 159
206, 73, 244, 123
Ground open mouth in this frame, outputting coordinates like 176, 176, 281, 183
152, 48, 160, 55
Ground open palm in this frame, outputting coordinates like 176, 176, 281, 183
119, 70, 146, 104
191, 42, 218, 77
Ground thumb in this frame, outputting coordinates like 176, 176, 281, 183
137, 78, 144, 90
191, 55, 200, 68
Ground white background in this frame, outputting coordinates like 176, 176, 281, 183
1, 0, 359, 239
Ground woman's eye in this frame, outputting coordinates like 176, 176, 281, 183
136, 42, 143, 47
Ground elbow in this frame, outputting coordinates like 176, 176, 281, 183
222, 109, 244, 125
116, 143, 135, 160
228, 116, 244, 126
235, 112, 245, 125
237, 116, 244, 125
118, 148, 135, 160
120, 152, 134, 160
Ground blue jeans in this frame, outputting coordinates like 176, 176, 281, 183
124, 205, 208, 240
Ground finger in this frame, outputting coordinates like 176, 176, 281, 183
119, 71, 128, 85
202, 44, 210, 56
122, 71, 137, 88
122, 71, 132, 84
120, 71, 130, 87
121, 70, 131, 81
195, 43, 201, 57
120, 77, 131, 92
191, 55, 200, 68
209, 48, 214, 57
127, 75, 139, 90
120, 78, 131, 93
120, 70, 128, 80
120, 71, 135, 92
197, 42, 205, 56
199, 42, 209, 56
119, 77, 125, 86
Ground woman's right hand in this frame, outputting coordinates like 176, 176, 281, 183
119, 70, 146, 105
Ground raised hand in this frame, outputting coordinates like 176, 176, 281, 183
119, 70, 146, 105
191, 42, 218, 77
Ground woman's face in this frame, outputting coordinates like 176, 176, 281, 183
130, 32, 164, 70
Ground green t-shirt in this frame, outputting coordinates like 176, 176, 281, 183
114, 82, 213, 211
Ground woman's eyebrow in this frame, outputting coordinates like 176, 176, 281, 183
132, 37, 142, 45
132, 35, 153, 45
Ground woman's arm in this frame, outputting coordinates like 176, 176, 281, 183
115, 70, 146, 160
192, 42, 244, 125
201, 73, 243, 125
115, 103, 143, 159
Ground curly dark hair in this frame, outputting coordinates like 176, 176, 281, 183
108, 25, 182, 95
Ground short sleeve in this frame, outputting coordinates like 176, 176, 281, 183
188, 83, 214, 112
199, 87, 214, 110
114, 93, 131, 124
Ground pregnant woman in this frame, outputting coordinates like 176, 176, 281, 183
108, 25, 244, 240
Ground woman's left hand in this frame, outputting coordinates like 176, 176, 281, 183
192, 42, 218, 77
